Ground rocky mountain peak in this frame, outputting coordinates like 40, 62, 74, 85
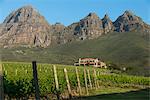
72, 12, 104, 40
0, 5, 51, 48
88, 12, 98, 17
18, 5, 35, 10
102, 14, 114, 33
123, 10, 133, 16
113, 10, 146, 32
121, 10, 140, 22
4, 5, 35, 23
103, 13, 109, 20
102, 14, 111, 22
83, 12, 100, 20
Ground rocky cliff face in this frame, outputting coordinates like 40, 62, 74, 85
73, 13, 104, 40
58, 13, 105, 44
113, 11, 150, 32
0, 6, 149, 48
0, 5, 51, 48
50, 23, 66, 45
102, 14, 114, 34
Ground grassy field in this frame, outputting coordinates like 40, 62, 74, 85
2, 62, 150, 99
1, 32, 149, 76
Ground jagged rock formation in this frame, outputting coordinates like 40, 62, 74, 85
113, 10, 150, 32
0, 6, 150, 48
0, 5, 51, 48
102, 14, 114, 34
57, 13, 105, 44
72, 13, 104, 40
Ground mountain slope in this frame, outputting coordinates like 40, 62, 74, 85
1, 32, 149, 76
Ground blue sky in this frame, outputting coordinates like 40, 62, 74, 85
0, 0, 150, 26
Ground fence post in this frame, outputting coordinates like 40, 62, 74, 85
53, 65, 60, 100
97, 71, 100, 76
96, 71, 100, 88
84, 68, 89, 95
32, 61, 40, 100
93, 69, 98, 90
97, 71, 100, 88
75, 67, 82, 96
87, 69, 92, 90
64, 68, 72, 99
0, 62, 4, 100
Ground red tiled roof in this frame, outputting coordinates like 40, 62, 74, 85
80, 58, 97, 60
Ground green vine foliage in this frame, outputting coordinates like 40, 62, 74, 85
2, 62, 150, 98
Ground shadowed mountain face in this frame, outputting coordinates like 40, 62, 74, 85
0, 6, 150, 48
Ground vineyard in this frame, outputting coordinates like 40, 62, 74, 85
2, 62, 150, 99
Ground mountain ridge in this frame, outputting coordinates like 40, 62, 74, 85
0, 5, 150, 48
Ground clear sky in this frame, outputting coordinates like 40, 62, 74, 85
0, 0, 150, 26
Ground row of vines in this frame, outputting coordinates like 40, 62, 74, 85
2, 62, 150, 99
